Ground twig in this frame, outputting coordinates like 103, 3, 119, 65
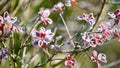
102, 59, 120, 68
57, 46, 91, 53
20, 18, 40, 49
107, 1, 120, 5
91, 0, 106, 32
25, 50, 41, 68
59, 13, 75, 47
34, 53, 56, 68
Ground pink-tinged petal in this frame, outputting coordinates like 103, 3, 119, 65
38, 40, 47, 48
77, 16, 83, 20
108, 12, 116, 19
31, 29, 37, 37
12, 26, 18, 32
5, 23, 12, 30
45, 18, 53, 24
98, 53, 107, 63
43, 9, 51, 17
90, 42, 97, 47
114, 9, 120, 16
40, 27, 45, 32
0, 16, 4, 34
4, 11, 11, 21
96, 61, 101, 68
84, 42, 90, 48
66, 53, 72, 60
71, 0, 78, 6
92, 50, 98, 58
10, 17, 17, 24
91, 56, 97, 62
65, 0, 71, 7
57, 2, 64, 7
65, 60, 69, 67
32, 40, 39, 46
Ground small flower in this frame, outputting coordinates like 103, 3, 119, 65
0, 47, 10, 60
0, 16, 4, 34
93, 34, 103, 45
108, 9, 120, 25
65, 0, 71, 7
82, 32, 91, 42
51, 45, 60, 51
31, 27, 54, 48
65, 0, 78, 7
91, 50, 107, 68
65, 41, 72, 46
38, 8, 53, 25
52, 2, 64, 12
3, 11, 17, 24
65, 53, 76, 68
78, 13, 95, 26
71, 0, 78, 5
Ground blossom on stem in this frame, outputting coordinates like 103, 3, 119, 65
78, 13, 95, 26
108, 9, 120, 25
91, 50, 107, 68
65, 0, 78, 7
38, 8, 53, 25
82, 32, 103, 48
31, 27, 54, 48
65, 53, 76, 68
52, 2, 64, 12
0, 47, 10, 60
51, 45, 60, 51
0, 16, 4, 34
4, 11, 17, 24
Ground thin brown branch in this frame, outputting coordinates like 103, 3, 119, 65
34, 53, 56, 68
91, 0, 106, 32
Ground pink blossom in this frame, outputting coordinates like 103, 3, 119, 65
52, 2, 64, 12
31, 27, 54, 48
65, 54, 76, 68
0, 16, 4, 34
108, 9, 120, 25
65, 0, 78, 7
78, 13, 95, 26
3, 11, 17, 24
91, 50, 107, 68
38, 8, 53, 25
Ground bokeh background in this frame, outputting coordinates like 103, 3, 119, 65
0, 0, 120, 68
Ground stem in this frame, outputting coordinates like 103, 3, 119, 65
91, 0, 106, 32
59, 13, 75, 47
20, 18, 40, 49
34, 53, 56, 68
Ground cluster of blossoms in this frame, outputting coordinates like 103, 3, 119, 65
78, 9, 120, 67
0, 11, 24, 35
0, 47, 10, 60
38, 8, 53, 25
91, 50, 107, 68
77, 13, 95, 26
65, 53, 76, 68
31, 27, 54, 48
108, 9, 120, 25
81, 10, 120, 48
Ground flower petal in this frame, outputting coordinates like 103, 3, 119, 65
4, 11, 11, 21
98, 53, 107, 63
45, 18, 53, 24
